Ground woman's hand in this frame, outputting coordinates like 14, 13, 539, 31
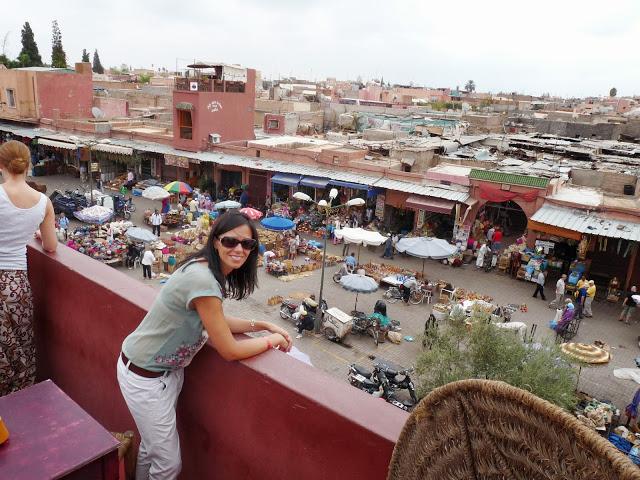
264, 323, 293, 351
267, 332, 293, 352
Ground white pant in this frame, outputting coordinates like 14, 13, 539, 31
584, 296, 594, 317
117, 356, 184, 480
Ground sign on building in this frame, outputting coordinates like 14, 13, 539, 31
164, 154, 189, 169
375, 194, 385, 220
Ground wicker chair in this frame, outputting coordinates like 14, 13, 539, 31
387, 379, 640, 480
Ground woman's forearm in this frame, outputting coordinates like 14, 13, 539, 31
225, 315, 270, 333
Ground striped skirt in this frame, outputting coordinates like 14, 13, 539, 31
0, 270, 35, 396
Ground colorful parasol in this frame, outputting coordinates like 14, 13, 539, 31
240, 207, 263, 220
164, 181, 193, 195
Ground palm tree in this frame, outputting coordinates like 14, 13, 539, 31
465, 80, 476, 93
609, 87, 617, 97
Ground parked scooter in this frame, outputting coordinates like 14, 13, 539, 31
279, 297, 328, 324
348, 360, 417, 411
351, 300, 399, 346
50, 190, 88, 216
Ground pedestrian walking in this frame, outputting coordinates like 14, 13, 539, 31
382, 235, 394, 259
619, 286, 638, 325
583, 280, 596, 317
574, 282, 588, 319
532, 270, 546, 300
549, 274, 566, 308
150, 209, 162, 237
141, 247, 155, 279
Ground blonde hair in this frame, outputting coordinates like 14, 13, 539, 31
0, 140, 31, 175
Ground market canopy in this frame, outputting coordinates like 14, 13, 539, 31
405, 195, 456, 214
93, 143, 133, 156
73, 205, 114, 225
339, 273, 379, 311
271, 173, 302, 187
260, 216, 295, 231
531, 204, 640, 242
300, 176, 331, 189
164, 181, 193, 194
37, 138, 77, 150
334, 228, 387, 246
396, 237, 457, 259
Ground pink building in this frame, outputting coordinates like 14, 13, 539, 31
173, 63, 256, 152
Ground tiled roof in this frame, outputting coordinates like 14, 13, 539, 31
531, 204, 640, 241
469, 169, 549, 188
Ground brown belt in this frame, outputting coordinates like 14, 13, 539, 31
121, 352, 164, 378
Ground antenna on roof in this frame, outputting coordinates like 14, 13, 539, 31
91, 107, 105, 119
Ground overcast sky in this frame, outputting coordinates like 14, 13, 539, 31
1, 0, 639, 98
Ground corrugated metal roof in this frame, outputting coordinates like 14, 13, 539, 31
469, 169, 549, 188
372, 178, 470, 202
0, 121, 469, 201
531, 204, 640, 241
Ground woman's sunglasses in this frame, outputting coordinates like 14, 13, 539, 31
218, 236, 258, 251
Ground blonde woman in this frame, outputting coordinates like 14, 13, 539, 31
0, 141, 57, 395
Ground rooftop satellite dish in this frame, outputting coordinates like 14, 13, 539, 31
91, 107, 105, 119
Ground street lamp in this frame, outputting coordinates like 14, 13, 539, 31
70, 136, 111, 205
293, 189, 365, 332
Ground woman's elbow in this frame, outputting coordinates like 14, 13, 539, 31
43, 241, 58, 253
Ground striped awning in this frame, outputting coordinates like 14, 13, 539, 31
38, 138, 77, 150
176, 102, 194, 111
93, 143, 133, 156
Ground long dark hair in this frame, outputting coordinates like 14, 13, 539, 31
181, 211, 259, 300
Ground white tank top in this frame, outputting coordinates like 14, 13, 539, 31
0, 185, 47, 270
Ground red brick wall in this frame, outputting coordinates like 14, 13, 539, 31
36, 71, 93, 120
27, 243, 405, 479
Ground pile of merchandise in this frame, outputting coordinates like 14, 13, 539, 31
362, 262, 416, 283
66, 224, 129, 262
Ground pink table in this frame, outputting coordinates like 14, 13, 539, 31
0, 380, 120, 479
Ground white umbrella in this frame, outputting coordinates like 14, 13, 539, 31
215, 200, 242, 210
334, 228, 388, 262
334, 228, 387, 246
126, 227, 158, 243
396, 236, 457, 276
73, 205, 114, 224
143, 186, 171, 201
339, 273, 379, 311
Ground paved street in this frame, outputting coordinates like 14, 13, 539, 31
31, 174, 640, 412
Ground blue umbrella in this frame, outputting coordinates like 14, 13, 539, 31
339, 273, 378, 311
260, 216, 295, 231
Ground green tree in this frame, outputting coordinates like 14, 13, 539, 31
416, 310, 578, 410
92, 49, 104, 74
50, 20, 66, 68
138, 72, 151, 84
610, 87, 617, 97
19, 22, 43, 67
81, 48, 90, 63
465, 80, 476, 92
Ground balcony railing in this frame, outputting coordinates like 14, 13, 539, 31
174, 77, 245, 93
27, 242, 405, 479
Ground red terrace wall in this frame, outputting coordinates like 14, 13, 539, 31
36, 71, 93, 120
27, 243, 405, 480
173, 69, 257, 152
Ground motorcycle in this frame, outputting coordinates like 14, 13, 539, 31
50, 190, 88, 216
279, 297, 328, 324
348, 360, 417, 411
113, 194, 133, 220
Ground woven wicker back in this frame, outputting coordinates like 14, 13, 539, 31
387, 379, 640, 480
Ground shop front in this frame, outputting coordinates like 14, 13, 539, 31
162, 153, 190, 183
530, 203, 640, 292
270, 173, 302, 203
383, 190, 414, 233
248, 169, 269, 208
33, 138, 78, 176
405, 195, 457, 238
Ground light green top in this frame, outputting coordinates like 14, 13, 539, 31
122, 260, 223, 372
